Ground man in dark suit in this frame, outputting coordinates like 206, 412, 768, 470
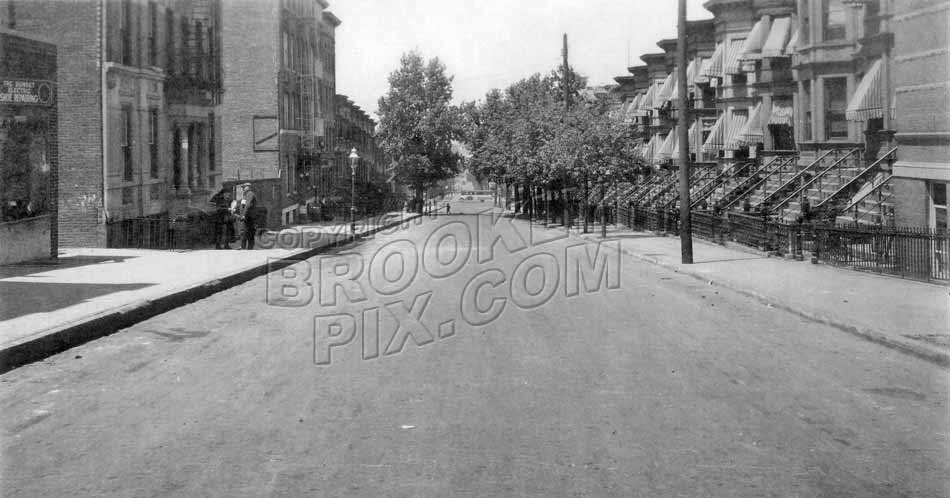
239, 184, 258, 250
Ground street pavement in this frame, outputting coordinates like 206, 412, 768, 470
1, 206, 947, 497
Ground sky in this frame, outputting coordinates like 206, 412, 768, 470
330, 0, 713, 119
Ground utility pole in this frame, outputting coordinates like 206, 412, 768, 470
562, 34, 572, 229
676, 0, 694, 264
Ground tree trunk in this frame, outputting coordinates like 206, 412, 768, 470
601, 184, 607, 238
583, 175, 589, 233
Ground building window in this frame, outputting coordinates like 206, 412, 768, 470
801, 0, 811, 45
801, 82, 813, 141
823, 0, 847, 41
283, 31, 290, 68
166, 9, 175, 75
121, 106, 134, 181
208, 114, 215, 171
181, 18, 191, 77
149, 109, 159, 178
196, 21, 205, 81
122, 187, 134, 205
932, 182, 949, 234
0, 122, 50, 222
824, 77, 848, 140
172, 127, 182, 189
120, 0, 133, 65
148, 2, 157, 66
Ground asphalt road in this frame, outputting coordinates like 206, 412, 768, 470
2, 209, 947, 497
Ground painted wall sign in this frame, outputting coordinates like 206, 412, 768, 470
0, 79, 54, 106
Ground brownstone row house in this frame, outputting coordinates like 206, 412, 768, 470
330, 94, 390, 206
613, 0, 949, 235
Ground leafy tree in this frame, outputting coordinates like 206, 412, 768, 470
377, 52, 461, 211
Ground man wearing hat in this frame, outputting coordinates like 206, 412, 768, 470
238, 183, 258, 250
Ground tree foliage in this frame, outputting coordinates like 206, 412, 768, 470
462, 65, 642, 197
377, 52, 461, 205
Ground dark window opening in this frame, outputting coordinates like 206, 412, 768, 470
149, 109, 159, 178
172, 127, 182, 189
121, 106, 134, 181
823, 0, 847, 41
824, 77, 848, 140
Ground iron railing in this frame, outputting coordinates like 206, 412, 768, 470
811, 224, 949, 282
754, 149, 838, 211
689, 161, 754, 210
720, 155, 798, 211
772, 148, 863, 219
106, 214, 216, 250
815, 147, 898, 215
621, 206, 949, 282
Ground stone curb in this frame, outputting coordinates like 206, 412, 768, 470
0, 213, 423, 374
538, 221, 950, 368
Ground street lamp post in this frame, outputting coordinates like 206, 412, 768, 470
349, 148, 358, 236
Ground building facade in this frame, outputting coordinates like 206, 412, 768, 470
613, 0, 949, 232
0, 28, 58, 264
219, 0, 339, 227
329, 94, 392, 215
2, 0, 223, 247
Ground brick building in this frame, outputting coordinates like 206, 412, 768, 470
2, 0, 223, 247
328, 94, 390, 214
219, 0, 339, 227
889, 0, 950, 231
0, 28, 58, 264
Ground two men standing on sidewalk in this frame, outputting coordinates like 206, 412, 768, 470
211, 184, 257, 250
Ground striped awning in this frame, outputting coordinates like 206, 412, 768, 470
785, 21, 799, 55
724, 111, 749, 150
723, 38, 746, 75
702, 114, 726, 153
687, 121, 702, 153
656, 72, 675, 105
655, 132, 674, 163
768, 102, 794, 126
762, 17, 791, 57
692, 56, 707, 84
737, 103, 764, 145
645, 134, 662, 164
701, 43, 724, 79
638, 84, 656, 112
740, 17, 771, 60
669, 60, 699, 103
633, 142, 647, 161
610, 102, 627, 121
670, 129, 685, 161
624, 95, 642, 121
846, 59, 884, 121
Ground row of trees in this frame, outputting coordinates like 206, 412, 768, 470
376, 51, 646, 223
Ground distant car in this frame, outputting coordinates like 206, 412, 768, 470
464, 195, 474, 200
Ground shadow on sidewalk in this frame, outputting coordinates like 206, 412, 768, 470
0, 281, 154, 321
0, 255, 140, 279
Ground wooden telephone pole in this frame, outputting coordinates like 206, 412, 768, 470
562, 34, 572, 230
677, 0, 694, 263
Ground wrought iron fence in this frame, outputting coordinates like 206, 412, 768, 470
811, 224, 950, 282
620, 207, 948, 283
107, 214, 215, 250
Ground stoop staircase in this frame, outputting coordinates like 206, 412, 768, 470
772, 148, 866, 222
717, 155, 798, 211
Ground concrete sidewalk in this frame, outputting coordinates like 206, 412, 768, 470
552, 220, 950, 366
0, 211, 419, 372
